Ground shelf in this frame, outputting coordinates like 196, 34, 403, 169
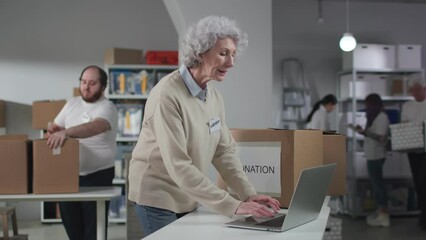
42, 217, 125, 224
113, 178, 126, 184
41, 218, 61, 223
282, 119, 305, 123
340, 96, 414, 102
116, 137, 138, 142
338, 68, 424, 75
109, 217, 126, 224
105, 64, 178, 70
347, 176, 413, 181
108, 94, 148, 100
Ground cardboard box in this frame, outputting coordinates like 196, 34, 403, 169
145, 51, 178, 65
73, 87, 81, 97
33, 139, 79, 194
105, 48, 144, 64
218, 129, 323, 207
0, 100, 5, 127
323, 133, 346, 196
343, 43, 396, 70
397, 45, 422, 69
32, 100, 66, 129
0, 135, 32, 194
391, 79, 404, 96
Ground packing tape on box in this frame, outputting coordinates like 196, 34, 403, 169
53, 147, 61, 155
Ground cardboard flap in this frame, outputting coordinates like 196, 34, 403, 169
0, 134, 28, 141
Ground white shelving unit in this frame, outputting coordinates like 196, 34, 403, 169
337, 68, 425, 217
105, 64, 177, 237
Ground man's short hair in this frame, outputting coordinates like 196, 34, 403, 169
79, 65, 108, 89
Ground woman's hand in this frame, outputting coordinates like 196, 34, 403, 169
354, 125, 364, 134
235, 195, 281, 217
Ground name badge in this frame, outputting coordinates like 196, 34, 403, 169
82, 112, 92, 123
209, 117, 221, 134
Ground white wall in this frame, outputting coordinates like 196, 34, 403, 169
0, 0, 178, 221
165, 0, 276, 128
0, 0, 178, 105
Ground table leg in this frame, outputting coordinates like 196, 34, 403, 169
96, 200, 105, 240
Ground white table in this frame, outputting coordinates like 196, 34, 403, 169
145, 197, 331, 240
0, 186, 121, 240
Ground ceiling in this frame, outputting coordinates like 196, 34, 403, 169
322, 0, 426, 3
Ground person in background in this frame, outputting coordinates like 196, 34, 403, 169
401, 80, 426, 229
47, 65, 118, 240
128, 15, 280, 237
353, 93, 390, 227
306, 94, 338, 130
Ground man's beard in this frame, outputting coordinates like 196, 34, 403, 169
80, 89, 103, 103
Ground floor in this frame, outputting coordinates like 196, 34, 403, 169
340, 215, 425, 240
1, 215, 425, 239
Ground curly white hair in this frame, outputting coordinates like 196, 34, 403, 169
179, 15, 248, 68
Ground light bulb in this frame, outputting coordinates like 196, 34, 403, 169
339, 33, 357, 52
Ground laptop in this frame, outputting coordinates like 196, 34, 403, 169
225, 163, 336, 232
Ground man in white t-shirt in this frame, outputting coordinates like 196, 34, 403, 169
47, 65, 118, 240
401, 80, 426, 229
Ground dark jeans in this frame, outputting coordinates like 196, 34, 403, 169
134, 204, 189, 237
59, 167, 114, 240
367, 158, 388, 209
407, 152, 426, 221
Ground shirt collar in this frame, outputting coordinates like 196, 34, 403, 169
179, 65, 207, 101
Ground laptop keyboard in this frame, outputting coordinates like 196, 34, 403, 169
255, 214, 286, 228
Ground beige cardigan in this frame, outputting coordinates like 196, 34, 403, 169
128, 70, 256, 217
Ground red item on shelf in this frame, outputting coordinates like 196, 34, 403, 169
145, 51, 178, 65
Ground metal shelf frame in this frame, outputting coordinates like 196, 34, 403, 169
337, 67, 425, 217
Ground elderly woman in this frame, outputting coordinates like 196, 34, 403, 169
128, 16, 280, 236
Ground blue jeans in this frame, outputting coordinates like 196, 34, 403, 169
367, 158, 388, 209
134, 204, 189, 237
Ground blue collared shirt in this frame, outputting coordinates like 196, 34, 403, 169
179, 65, 207, 101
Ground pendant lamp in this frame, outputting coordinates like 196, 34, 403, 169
339, 0, 357, 52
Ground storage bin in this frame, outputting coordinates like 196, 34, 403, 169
343, 43, 396, 70
340, 74, 388, 99
396, 45, 422, 69
116, 104, 143, 137
145, 51, 178, 65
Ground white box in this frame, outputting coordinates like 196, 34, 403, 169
343, 43, 396, 70
390, 121, 426, 151
340, 74, 388, 99
397, 45, 422, 69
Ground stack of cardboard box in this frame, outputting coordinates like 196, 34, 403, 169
0, 100, 80, 195
218, 129, 346, 207
0, 135, 79, 194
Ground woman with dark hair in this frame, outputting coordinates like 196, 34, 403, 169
306, 94, 337, 130
353, 93, 390, 227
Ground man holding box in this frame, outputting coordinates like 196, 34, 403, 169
47, 65, 118, 240
401, 80, 426, 229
